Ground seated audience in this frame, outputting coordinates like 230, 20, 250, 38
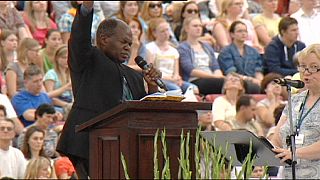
23, 1, 58, 47
211, 0, 262, 53
230, 95, 264, 136
291, 0, 320, 46
0, 105, 5, 119
111, 1, 140, 23
17, 104, 59, 159
146, 17, 197, 93
125, 17, 147, 71
11, 65, 52, 127
24, 156, 57, 179
0, 94, 23, 134
21, 126, 46, 160
0, 29, 18, 69
58, 1, 101, 44
0, 1, 32, 41
252, 0, 281, 47
264, 17, 306, 76
174, 1, 215, 46
140, 1, 178, 46
0, 118, 27, 179
256, 73, 286, 136
5, 38, 42, 99
177, 16, 225, 95
218, 21, 263, 94
44, 44, 73, 113
212, 73, 245, 131
39, 29, 62, 73
54, 156, 77, 179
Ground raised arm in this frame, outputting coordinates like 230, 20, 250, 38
68, 1, 94, 72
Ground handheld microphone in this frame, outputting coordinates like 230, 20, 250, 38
134, 56, 168, 91
273, 78, 305, 89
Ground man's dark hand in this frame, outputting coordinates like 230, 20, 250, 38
82, 1, 94, 9
142, 63, 162, 92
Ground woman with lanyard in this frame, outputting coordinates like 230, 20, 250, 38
271, 44, 320, 179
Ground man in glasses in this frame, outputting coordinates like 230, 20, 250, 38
0, 118, 27, 179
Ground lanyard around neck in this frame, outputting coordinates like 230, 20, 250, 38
296, 90, 320, 134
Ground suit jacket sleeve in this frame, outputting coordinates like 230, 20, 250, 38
68, 4, 94, 73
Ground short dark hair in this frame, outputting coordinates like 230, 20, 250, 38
260, 73, 283, 93
0, 118, 15, 128
278, 17, 298, 36
0, 105, 7, 117
35, 104, 56, 119
236, 95, 254, 112
96, 18, 126, 47
24, 64, 42, 80
229, 20, 246, 34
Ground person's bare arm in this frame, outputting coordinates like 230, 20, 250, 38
5, 70, 18, 99
212, 22, 230, 48
213, 120, 232, 131
255, 25, 272, 47
22, 109, 36, 121
190, 69, 224, 79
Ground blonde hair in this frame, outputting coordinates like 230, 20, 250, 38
17, 38, 40, 65
140, 1, 163, 22
24, 157, 57, 179
216, 0, 235, 29
147, 17, 168, 42
53, 44, 70, 85
24, 1, 52, 33
180, 16, 202, 42
0, 29, 17, 71
298, 44, 320, 63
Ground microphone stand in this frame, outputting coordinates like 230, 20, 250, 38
286, 84, 297, 179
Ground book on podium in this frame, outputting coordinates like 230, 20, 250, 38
140, 90, 185, 102
200, 130, 291, 167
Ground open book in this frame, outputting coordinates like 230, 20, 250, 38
140, 90, 185, 102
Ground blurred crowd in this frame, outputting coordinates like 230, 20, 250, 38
0, 0, 320, 179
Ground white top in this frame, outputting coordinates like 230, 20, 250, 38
291, 9, 320, 46
146, 42, 179, 78
0, 146, 27, 179
0, 94, 18, 119
211, 96, 236, 128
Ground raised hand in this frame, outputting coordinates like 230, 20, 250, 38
82, 1, 94, 9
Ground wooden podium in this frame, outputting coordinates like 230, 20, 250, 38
76, 100, 211, 179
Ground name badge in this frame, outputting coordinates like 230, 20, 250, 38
295, 134, 304, 145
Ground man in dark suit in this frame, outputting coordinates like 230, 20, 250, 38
56, 1, 161, 179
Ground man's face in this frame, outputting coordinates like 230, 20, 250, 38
24, 74, 43, 95
103, 25, 133, 63
37, 113, 55, 129
0, 120, 15, 141
243, 99, 257, 122
282, 24, 299, 43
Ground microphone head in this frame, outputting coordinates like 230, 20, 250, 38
134, 56, 147, 69
295, 80, 305, 88
273, 78, 283, 85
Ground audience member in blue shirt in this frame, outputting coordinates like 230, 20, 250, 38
218, 21, 264, 94
12, 65, 52, 127
264, 17, 306, 76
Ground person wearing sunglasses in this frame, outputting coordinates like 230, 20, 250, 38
0, 118, 27, 179
174, 1, 216, 46
140, 1, 178, 46
272, 44, 320, 179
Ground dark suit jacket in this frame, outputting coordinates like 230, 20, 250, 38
56, 5, 147, 160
